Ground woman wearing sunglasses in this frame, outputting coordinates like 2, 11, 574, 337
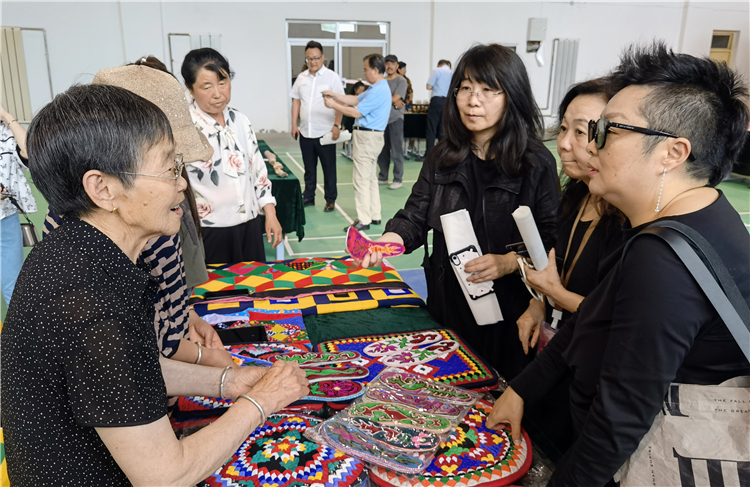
515, 78, 627, 459
357, 44, 560, 381
488, 43, 750, 486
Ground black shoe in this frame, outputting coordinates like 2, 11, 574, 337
345, 220, 370, 232
324, 202, 335, 212
371, 219, 381, 225
303, 200, 315, 207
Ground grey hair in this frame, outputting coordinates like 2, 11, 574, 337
638, 85, 719, 182
611, 42, 748, 186
28, 84, 173, 218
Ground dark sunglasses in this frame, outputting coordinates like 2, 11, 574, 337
588, 118, 694, 161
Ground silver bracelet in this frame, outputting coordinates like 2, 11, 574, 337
195, 342, 203, 365
219, 365, 232, 399
238, 394, 266, 424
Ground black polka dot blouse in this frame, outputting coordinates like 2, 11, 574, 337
1, 218, 168, 486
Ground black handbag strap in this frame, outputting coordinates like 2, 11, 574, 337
623, 220, 750, 362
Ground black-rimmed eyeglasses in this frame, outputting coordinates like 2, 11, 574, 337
588, 118, 694, 160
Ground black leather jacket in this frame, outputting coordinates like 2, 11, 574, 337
385, 143, 560, 329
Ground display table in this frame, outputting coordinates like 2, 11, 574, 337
258, 140, 306, 252
403, 113, 427, 139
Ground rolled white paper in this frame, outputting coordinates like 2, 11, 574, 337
512, 206, 548, 271
440, 209, 504, 325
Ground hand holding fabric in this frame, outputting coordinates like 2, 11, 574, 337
331, 125, 340, 141
353, 232, 403, 268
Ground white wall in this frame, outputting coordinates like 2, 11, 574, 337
2, 1, 748, 132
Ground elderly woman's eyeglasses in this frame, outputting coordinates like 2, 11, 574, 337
121, 154, 185, 183
453, 86, 505, 102
588, 119, 694, 161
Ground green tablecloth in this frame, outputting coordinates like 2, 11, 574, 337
258, 140, 305, 241
304, 306, 440, 345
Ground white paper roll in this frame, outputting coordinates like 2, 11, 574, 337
440, 209, 504, 325
512, 206, 548, 271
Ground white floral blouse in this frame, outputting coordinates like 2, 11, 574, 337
1, 123, 37, 220
186, 102, 276, 228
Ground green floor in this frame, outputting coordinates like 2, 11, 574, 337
2, 133, 749, 319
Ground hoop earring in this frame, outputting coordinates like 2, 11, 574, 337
655, 168, 667, 212
111, 206, 118, 213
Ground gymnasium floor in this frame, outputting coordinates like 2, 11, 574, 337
2, 132, 749, 319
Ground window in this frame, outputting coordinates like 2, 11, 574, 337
709, 30, 738, 67
1, 27, 53, 123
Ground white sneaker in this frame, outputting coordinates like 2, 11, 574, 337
378, 180, 389, 185
389, 182, 403, 189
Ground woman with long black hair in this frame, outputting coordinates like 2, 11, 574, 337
359, 44, 560, 380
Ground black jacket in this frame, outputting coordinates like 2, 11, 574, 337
385, 143, 560, 376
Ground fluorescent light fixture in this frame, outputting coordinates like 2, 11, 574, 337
379, 25, 387, 35
339, 23, 356, 33
321, 23, 336, 33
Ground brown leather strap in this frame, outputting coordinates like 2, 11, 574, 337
561, 194, 600, 289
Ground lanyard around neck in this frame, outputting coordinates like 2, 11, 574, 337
561, 194, 601, 288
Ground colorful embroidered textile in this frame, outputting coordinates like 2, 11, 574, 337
317, 329, 498, 390
204, 308, 312, 350
346, 226, 405, 259
201, 413, 365, 487
225, 342, 309, 364
191, 257, 411, 301
194, 286, 424, 317
369, 400, 532, 487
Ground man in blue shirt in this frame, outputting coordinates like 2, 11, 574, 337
425, 59, 453, 157
323, 54, 391, 231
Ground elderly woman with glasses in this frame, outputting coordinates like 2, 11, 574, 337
182, 48, 282, 264
488, 43, 750, 486
358, 44, 560, 381
0, 84, 309, 487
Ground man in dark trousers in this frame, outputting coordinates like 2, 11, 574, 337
377, 54, 408, 189
424, 59, 452, 158
291, 41, 345, 212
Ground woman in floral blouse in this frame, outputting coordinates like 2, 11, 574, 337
0, 103, 37, 304
182, 48, 282, 264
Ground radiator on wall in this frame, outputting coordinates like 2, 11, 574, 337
548, 39, 580, 116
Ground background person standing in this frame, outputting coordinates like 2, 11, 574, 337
291, 41, 345, 212
323, 54, 391, 232
0, 104, 37, 306
425, 59, 452, 157
377, 54, 408, 190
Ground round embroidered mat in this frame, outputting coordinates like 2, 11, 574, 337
369, 399, 532, 487
202, 412, 364, 487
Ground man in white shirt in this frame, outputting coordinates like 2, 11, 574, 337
291, 41, 345, 212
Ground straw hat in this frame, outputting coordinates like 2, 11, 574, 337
93, 65, 213, 163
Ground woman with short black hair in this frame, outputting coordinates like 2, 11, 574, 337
488, 42, 750, 486
182, 48, 283, 264
0, 83, 308, 487
360, 44, 560, 380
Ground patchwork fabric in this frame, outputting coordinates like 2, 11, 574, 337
192, 257, 406, 300
193, 286, 424, 317
317, 329, 498, 390
225, 342, 309, 364
201, 413, 364, 487
368, 400, 532, 487
205, 308, 312, 350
